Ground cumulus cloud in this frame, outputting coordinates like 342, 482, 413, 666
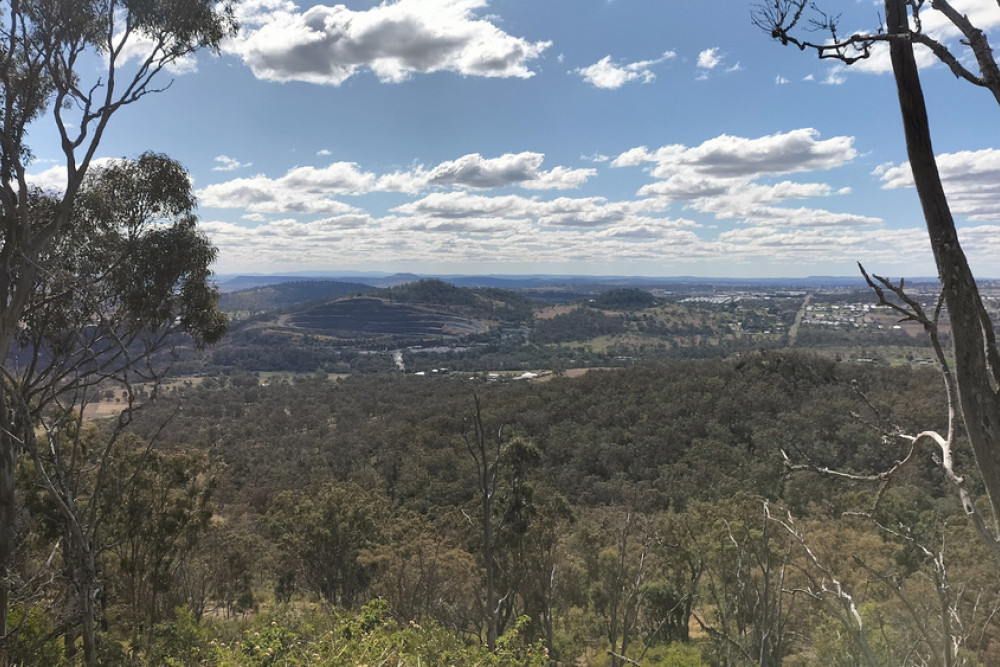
879, 148, 1000, 221
615, 129, 856, 179
228, 0, 551, 85
823, 66, 847, 85
190, 130, 921, 275
575, 51, 676, 89
391, 191, 532, 219
202, 209, 925, 276
697, 48, 722, 70
200, 152, 595, 212
533, 196, 671, 228
613, 129, 868, 230
424, 152, 595, 190
213, 155, 252, 172
197, 162, 376, 214
389, 191, 675, 230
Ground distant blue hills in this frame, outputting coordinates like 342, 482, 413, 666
215, 273, 949, 293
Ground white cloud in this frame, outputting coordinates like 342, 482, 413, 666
197, 162, 375, 214
202, 211, 927, 276
200, 152, 595, 213
388, 191, 675, 230
697, 48, 722, 70
533, 196, 671, 228
619, 128, 857, 180
229, 0, 551, 85
423, 152, 595, 189
613, 129, 869, 230
775, 75, 789, 84
879, 148, 1000, 221
575, 51, 676, 89
391, 191, 532, 219
190, 129, 917, 274
213, 155, 252, 172
27, 165, 72, 193
822, 66, 847, 85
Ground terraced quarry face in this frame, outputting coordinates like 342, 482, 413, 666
286, 298, 486, 337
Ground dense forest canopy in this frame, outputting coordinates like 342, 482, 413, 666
17, 351, 976, 665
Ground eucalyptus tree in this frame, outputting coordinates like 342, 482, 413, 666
0, 0, 235, 659
13, 153, 225, 663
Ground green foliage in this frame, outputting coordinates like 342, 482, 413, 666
27, 350, 1000, 664
641, 642, 708, 666
532, 307, 626, 344
5, 604, 64, 667
24, 156, 227, 357
265, 482, 390, 606
101, 438, 216, 627
592, 288, 657, 310
143, 606, 212, 667
202, 601, 547, 666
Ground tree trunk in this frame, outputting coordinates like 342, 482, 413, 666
0, 366, 19, 667
0, 434, 12, 667
886, 0, 1000, 533
62, 528, 99, 665
482, 481, 497, 652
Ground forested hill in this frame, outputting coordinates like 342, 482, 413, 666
218, 279, 374, 315
142, 352, 947, 513
219, 278, 536, 323
370, 278, 536, 322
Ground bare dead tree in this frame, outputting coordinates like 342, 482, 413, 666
692, 501, 796, 667
753, 0, 1000, 106
783, 268, 1000, 568
764, 503, 880, 667
603, 511, 649, 667
854, 518, 999, 667
463, 393, 505, 653
757, 0, 1000, 560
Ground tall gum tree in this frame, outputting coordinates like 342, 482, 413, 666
755, 0, 1000, 556
14, 153, 227, 663
0, 1, 236, 661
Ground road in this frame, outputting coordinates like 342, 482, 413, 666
788, 293, 812, 347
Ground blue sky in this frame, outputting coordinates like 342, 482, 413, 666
27, 0, 1000, 278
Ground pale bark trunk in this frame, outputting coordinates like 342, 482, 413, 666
482, 482, 497, 652
887, 0, 1000, 532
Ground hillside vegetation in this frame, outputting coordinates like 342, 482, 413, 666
31, 351, 989, 665
20, 277, 1000, 665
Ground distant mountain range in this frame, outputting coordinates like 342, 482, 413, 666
215, 273, 950, 293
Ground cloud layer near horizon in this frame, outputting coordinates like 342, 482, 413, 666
183, 128, 1000, 274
